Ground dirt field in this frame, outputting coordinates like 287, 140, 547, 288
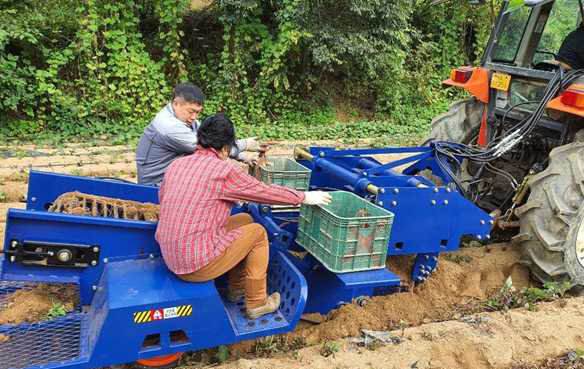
178, 244, 584, 369
0, 140, 582, 369
281, 244, 531, 347
213, 296, 584, 369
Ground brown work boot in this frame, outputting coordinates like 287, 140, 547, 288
246, 292, 281, 319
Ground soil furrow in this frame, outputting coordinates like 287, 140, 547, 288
212, 297, 584, 369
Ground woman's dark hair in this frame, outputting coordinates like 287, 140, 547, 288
198, 114, 236, 152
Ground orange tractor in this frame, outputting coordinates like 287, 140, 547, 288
427, 0, 584, 285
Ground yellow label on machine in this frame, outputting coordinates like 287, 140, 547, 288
133, 305, 192, 323
490, 72, 511, 91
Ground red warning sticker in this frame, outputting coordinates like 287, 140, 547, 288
151, 309, 164, 321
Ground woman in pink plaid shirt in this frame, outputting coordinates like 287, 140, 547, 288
156, 114, 331, 319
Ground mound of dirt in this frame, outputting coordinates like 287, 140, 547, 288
512, 352, 584, 369
289, 243, 529, 345
0, 284, 79, 325
220, 297, 584, 369
226, 244, 530, 358
0, 182, 27, 202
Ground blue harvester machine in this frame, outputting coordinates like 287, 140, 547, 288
0, 145, 492, 369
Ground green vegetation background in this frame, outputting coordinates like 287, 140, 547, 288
0, 0, 497, 144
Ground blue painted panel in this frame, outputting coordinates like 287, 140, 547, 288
1, 209, 160, 305
26, 171, 158, 211
106, 259, 215, 308
0, 251, 307, 369
376, 187, 491, 255
89, 259, 235, 367
298, 266, 399, 314
335, 268, 400, 287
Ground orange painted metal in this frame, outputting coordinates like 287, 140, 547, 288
547, 83, 584, 118
443, 67, 490, 103
136, 352, 183, 367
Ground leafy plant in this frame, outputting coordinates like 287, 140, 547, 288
252, 336, 285, 357
214, 345, 230, 363
484, 277, 572, 311
320, 341, 341, 357
287, 337, 307, 351
70, 169, 82, 177
523, 281, 572, 303
46, 301, 68, 319
0, 0, 500, 142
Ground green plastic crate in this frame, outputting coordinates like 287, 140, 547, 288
257, 157, 311, 191
296, 191, 394, 273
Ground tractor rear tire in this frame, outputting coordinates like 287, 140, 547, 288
421, 98, 483, 187
423, 98, 483, 144
515, 142, 584, 285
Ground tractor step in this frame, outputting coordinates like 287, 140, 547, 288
222, 249, 305, 336
221, 299, 288, 335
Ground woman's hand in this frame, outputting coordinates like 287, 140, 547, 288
303, 191, 332, 206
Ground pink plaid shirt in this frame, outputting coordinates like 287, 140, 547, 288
155, 147, 305, 274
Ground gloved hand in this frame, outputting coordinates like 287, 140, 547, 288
303, 191, 332, 206
238, 151, 258, 164
242, 137, 261, 152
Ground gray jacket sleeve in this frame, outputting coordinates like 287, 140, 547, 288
163, 129, 246, 158
161, 129, 198, 153
230, 139, 247, 159
157, 112, 247, 159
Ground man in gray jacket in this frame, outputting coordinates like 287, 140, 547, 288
136, 83, 259, 186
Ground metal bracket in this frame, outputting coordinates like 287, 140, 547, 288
412, 253, 439, 283
2, 240, 100, 268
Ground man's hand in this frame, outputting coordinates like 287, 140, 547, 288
303, 191, 332, 206
238, 151, 258, 164
243, 137, 261, 152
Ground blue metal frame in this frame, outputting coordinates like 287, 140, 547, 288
2, 209, 160, 305
26, 171, 159, 212
297, 146, 492, 256
0, 250, 307, 369
0, 172, 307, 369
0, 141, 495, 369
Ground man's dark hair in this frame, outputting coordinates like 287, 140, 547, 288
173, 83, 205, 105
198, 114, 236, 152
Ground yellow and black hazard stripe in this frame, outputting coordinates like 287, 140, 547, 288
176, 305, 192, 317
133, 310, 152, 324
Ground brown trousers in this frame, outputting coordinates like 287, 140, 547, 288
177, 213, 269, 308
